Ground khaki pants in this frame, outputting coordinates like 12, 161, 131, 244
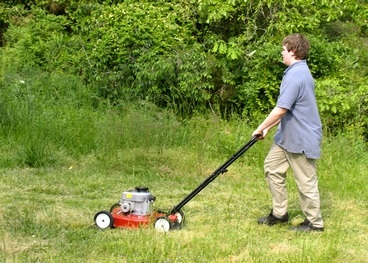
264, 143, 324, 228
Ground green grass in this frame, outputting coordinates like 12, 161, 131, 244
1, 127, 367, 262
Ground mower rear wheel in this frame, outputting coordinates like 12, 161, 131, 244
109, 203, 120, 212
171, 210, 185, 230
154, 217, 171, 232
94, 211, 114, 229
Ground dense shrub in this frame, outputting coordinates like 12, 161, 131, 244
0, 0, 367, 138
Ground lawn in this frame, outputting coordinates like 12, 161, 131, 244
1, 130, 367, 262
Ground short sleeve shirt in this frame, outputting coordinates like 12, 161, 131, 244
274, 60, 322, 159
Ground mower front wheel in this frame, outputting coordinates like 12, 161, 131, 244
154, 217, 172, 232
94, 211, 114, 229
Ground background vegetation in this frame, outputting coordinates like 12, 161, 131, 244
0, 0, 367, 262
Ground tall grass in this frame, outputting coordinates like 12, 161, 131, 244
0, 66, 264, 169
0, 68, 367, 262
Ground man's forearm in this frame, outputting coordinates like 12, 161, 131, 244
256, 107, 287, 132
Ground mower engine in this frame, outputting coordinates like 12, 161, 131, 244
119, 186, 155, 215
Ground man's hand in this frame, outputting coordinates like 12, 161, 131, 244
252, 128, 269, 140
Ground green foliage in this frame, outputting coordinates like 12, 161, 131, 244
317, 77, 368, 137
77, 1, 217, 115
0, 0, 368, 138
1, 7, 84, 74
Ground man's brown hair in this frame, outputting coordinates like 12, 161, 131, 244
282, 33, 310, 60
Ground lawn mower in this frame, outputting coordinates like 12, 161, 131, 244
94, 135, 259, 232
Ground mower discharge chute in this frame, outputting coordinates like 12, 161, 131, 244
94, 136, 259, 232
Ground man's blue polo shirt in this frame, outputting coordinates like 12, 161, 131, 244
274, 60, 322, 159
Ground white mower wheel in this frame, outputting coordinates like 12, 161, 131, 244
170, 210, 185, 230
94, 211, 114, 229
175, 210, 185, 224
109, 203, 120, 212
154, 217, 171, 232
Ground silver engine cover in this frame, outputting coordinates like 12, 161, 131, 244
120, 187, 155, 215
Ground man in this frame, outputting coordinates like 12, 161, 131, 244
252, 33, 324, 232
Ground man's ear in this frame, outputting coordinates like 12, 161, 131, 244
289, 49, 296, 57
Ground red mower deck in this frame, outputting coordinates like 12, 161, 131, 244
111, 208, 167, 229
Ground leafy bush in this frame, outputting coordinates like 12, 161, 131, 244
76, 1, 217, 115
0, 0, 367, 141
2, 7, 83, 73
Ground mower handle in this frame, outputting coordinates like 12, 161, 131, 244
170, 135, 260, 215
